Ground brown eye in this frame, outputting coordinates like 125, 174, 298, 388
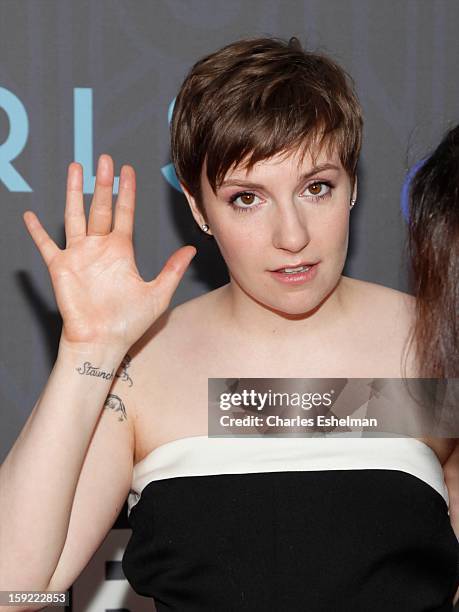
302, 182, 331, 200
240, 193, 255, 205
229, 191, 263, 212
308, 182, 322, 195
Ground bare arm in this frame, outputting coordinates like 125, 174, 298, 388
0, 155, 194, 611
0, 341, 130, 606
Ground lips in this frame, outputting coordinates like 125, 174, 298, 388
269, 262, 319, 284
271, 261, 318, 271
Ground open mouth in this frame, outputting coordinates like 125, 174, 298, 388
271, 260, 319, 273
276, 264, 312, 274
269, 262, 319, 284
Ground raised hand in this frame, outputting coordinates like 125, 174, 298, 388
22, 155, 196, 352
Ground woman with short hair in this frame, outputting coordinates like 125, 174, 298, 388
1, 36, 458, 611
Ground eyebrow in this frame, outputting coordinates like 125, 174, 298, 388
219, 163, 341, 190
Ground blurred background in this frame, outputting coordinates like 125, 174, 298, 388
1, 1, 458, 609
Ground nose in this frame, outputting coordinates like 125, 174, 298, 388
271, 201, 310, 253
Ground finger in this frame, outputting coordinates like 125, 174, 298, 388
22, 210, 61, 268
147, 246, 197, 313
113, 165, 136, 239
87, 154, 114, 236
64, 162, 86, 248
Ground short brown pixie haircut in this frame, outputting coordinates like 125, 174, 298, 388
170, 36, 363, 216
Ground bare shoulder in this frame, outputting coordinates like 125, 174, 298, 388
342, 276, 418, 376
123, 287, 225, 458
344, 275, 416, 327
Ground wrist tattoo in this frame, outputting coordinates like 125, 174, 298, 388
103, 394, 127, 421
74, 353, 134, 387
75, 362, 115, 380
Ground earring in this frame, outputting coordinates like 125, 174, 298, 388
202, 223, 210, 232
350, 199, 356, 209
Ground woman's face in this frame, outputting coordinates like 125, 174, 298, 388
185, 145, 356, 317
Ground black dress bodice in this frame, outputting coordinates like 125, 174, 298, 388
122, 435, 459, 611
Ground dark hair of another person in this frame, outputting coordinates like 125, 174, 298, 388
170, 36, 363, 217
408, 125, 459, 378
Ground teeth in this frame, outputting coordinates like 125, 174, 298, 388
281, 265, 311, 273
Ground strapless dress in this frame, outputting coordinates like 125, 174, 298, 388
122, 434, 459, 611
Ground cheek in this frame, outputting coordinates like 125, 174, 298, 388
214, 223, 264, 261
317, 212, 349, 250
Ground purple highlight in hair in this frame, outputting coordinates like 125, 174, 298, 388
401, 158, 427, 222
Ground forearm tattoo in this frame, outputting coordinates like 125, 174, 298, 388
116, 353, 133, 387
103, 394, 127, 422
75, 352, 134, 423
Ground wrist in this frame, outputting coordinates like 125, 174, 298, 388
57, 335, 129, 367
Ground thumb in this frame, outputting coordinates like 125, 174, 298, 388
148, 245, 197, 312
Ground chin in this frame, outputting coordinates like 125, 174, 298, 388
233, 271, 338, 316
255, 289, 326, 317
264, 275, 342, 317
270, 298, 322, 317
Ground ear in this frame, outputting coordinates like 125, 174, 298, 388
180, 183, 212, 235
